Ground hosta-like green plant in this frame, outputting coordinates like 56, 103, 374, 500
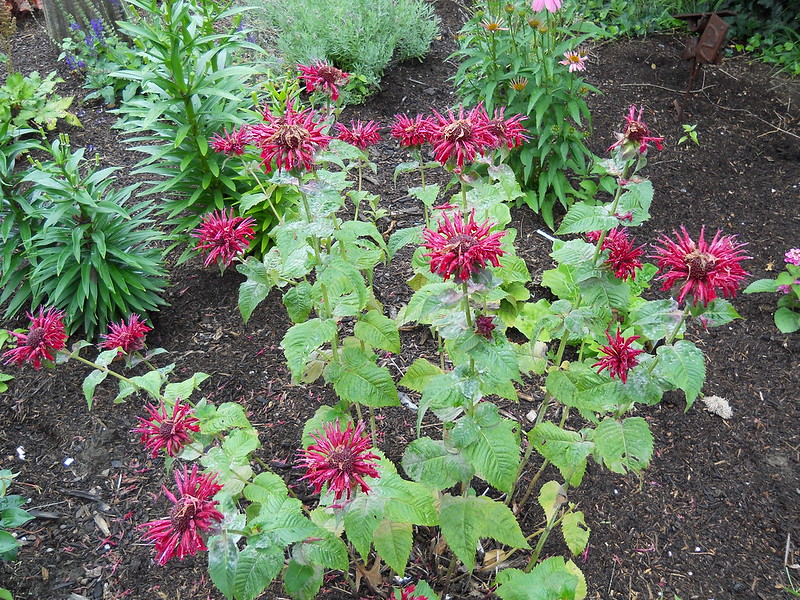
452, 0, 604, 227
5, 135, 167, 338
113, 0, 265, 253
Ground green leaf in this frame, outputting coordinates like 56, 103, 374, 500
538, 480, 565, 523
249, 497, 317, 547
0, 530, 18, 555
234, 545, 284, 600
82, 369, 108, 410
653, 340, 705, 409
775, 306, 800, 333
401, 438, 474, 489
163, 372, 210, 402
301, 531, 348, 571
281, 319, 337, 379
244, 472, 290, 503
495, 557, 580, 600
387, 226, 422, 261
591, 416, 653, 475
439, 494, 528, 570
629, 299, 683, 341
208, 533, 239, 599
561, 511, 590, 556
372, 519, 413, 576
743, 278, 780, 293
399, 358, 443, 393
323, 346, 399, 407
354, 310, 400, 354
199, 402, 251, 435
283, 559, 323, 600
222, 429, 260, 462
283, 281, 314, 324
457, 405, 520, 494
697, 299, 741, 327
317, 255, 368, 317
555, 202, 618, 235
343, 498, 383, 561
528, 423, 593, 487
301, 405, 350, 448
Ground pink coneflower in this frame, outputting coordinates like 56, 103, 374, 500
475, 315, 497, 339
428, 104, 498, 168
600, 228, 644, 281
482, 106, 529, 149
247, 101, 331, 173
651, 226, 750, 307
209, 126, 248, 156
390, 113, 435, 148
785, 248, 800, 266
336, 120, 382, 150
191, 209, 256, 269
2, 307, 67, 369
592, 328, 644, 383
531, 0, 562, 13
139, 465, 223, 565
298, 60, 350, 102
608, 105, 664, 156
298, 420, 380, 502
132, 400, 200, 458
559, 50, 588, 72
100, 314, 151, 355
423, 210, 506, 282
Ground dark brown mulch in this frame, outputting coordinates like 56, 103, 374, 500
2, 2, 799, 599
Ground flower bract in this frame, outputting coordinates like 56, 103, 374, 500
298, 60, 350, 101
336, 120, 382, 150
297, 420, 380, 502
651, 226, 750, 306
2, 307, 67, 369
139, 465, 223, 565
100, 314, 152, 355
593, 328, 644, 383
133, 400, 200, 458
191, 209, 256, 269
422, 209, 506, 282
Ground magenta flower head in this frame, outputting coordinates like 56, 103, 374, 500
139, 465, 223, 565
428, 104, 498, 169
651, 226, 750, 307
559, 50, 588, 72
3, 307, 67, 369
209, 126, 248, 156
608, 105, 664, 158
483, 106, 529, 150
593, 328, 644, 383
390, 113, 435, 148
191, 209, 256, 270
599, 228, 644, 281
247, 100, 332, 173
133, 400, 201, 458
298, 60, 350, 101
297, 420, 380, 502
531, 0, 562, 13
475, 315, 497, 339
100, 314, 151, 355
785, 248, 800, 266
422, 209, 506, 282
399, 585, 426, 600
336, 120, 382, 150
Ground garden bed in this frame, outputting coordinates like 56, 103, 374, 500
1, 2, 799, 599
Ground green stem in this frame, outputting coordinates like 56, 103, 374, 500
591, 164, 631, 265
524, 483, 572, 572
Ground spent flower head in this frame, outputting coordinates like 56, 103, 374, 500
651, 226, 750, 307
593, 328, 644, 383
100, 314, 151, 355
209, 126, 248, 156
298, 420, 380, 502
390, 113, 435, 148
422, 209, 506, 282
192, 209, 256, 270
133, 400, 200, 458
248, 100, 331, 173
139, 465, 223, 565
482, 106, 529, 150
3, 307, 67, 369
298, 60, 350, 102
428, 104, 498, 169
475, 315, 497, 339
336, 120, 382, 150
608, 105, 664, 158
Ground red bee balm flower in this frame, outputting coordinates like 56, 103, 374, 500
298, 60, 350, 101
336, 120, 382, 150
475, 315, 497, 339
601, 227, 644, 281
400, 585, 426, 600
423, 210, 506, 282
483, 106, 529, 150
100, 314, 151, 355
247, 101, 331, 173
2, 307, 67, 369
428, 104, 498, 168
608, 105, 664, 156
192, 209, 256, 269
133, 400, 200, 458
651, 226, 750, 307
139, 465, 223, 565
209, 126, 248, 156
298, 420, 380, 502
390, 113, 435, 148
593, 328, 645, 383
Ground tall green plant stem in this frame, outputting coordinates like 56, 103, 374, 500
524, 489, 570, 572
517, 407, 571, 509
591, 164, 631, 265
